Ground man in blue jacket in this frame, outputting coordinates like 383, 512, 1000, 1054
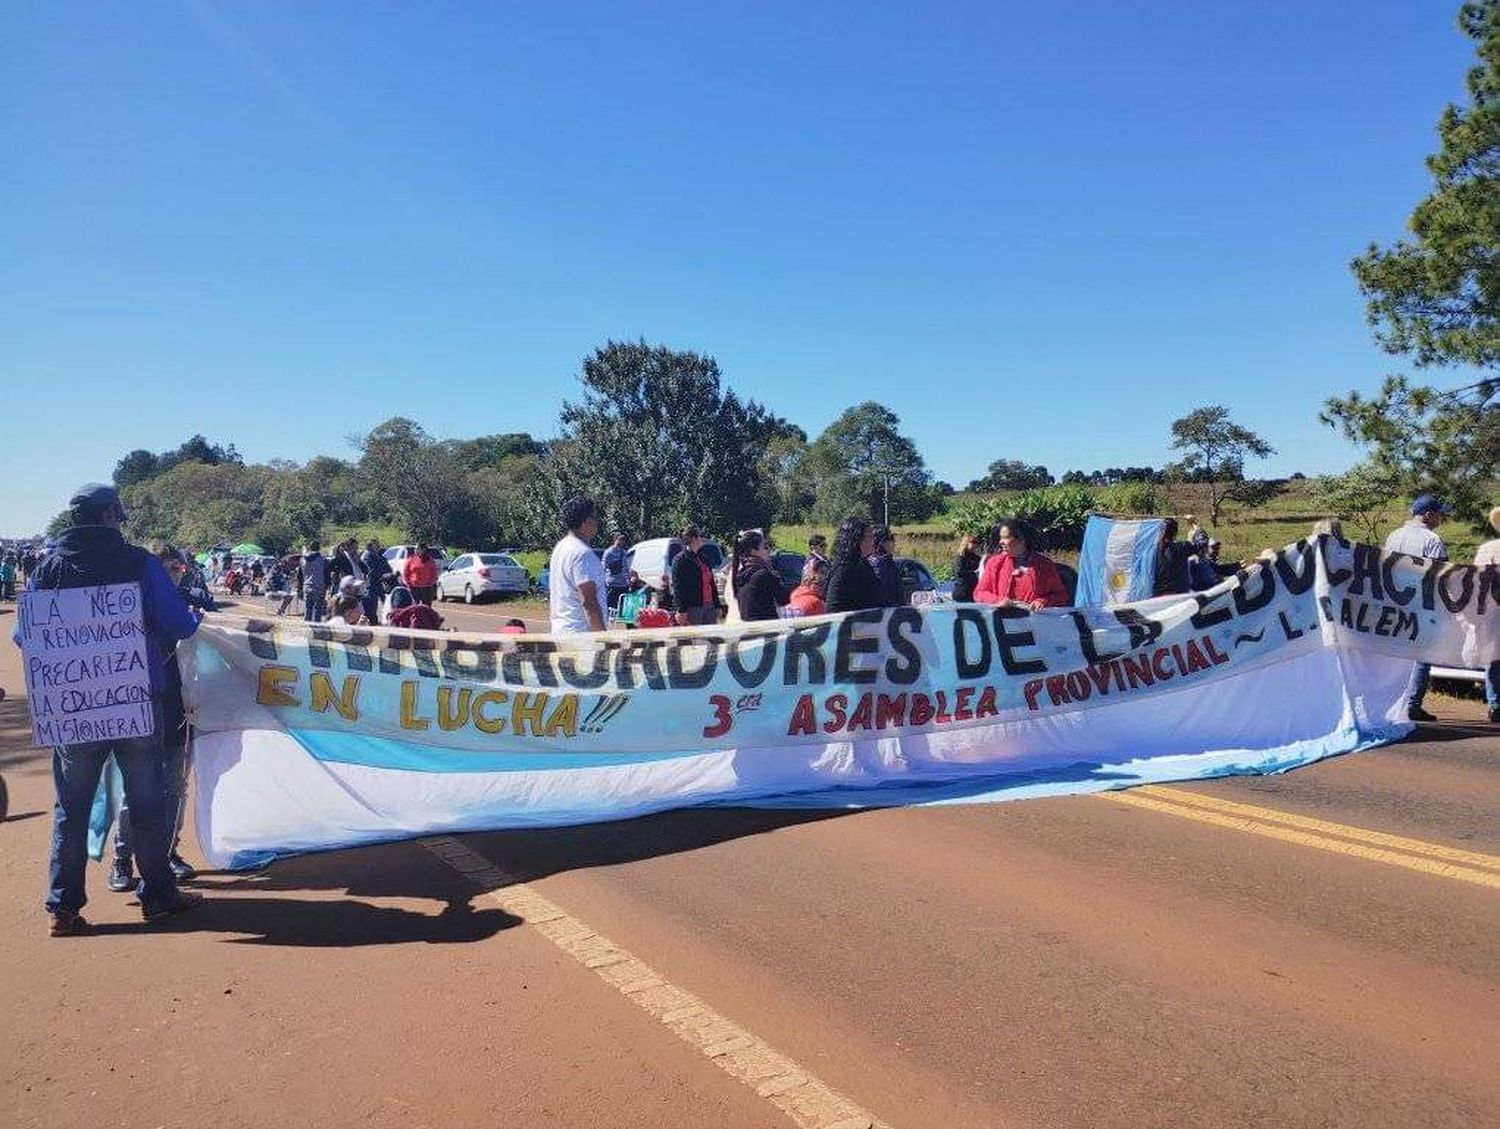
17, 484, 203, 935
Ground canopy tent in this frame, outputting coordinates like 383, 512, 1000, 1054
194, 552, 211, 564
231, 543, 264, 557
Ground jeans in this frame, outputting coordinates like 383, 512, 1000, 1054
1485, 661, 1499, 713
1405, 662, 1432, 712
49, 731, 177, 914
361, 591, 382, 623
113, 742, 190, 862
304, 590, 327, 622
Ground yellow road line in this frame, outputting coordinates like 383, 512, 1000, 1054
1101, 791, 1500, 890
422, 836, 890, 1129
1137, 786, 1500, 872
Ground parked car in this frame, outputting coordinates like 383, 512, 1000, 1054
627, 537, 725, 596
384, 544, 449, 568
436, 553, 529, 603
896, 557, 944, 604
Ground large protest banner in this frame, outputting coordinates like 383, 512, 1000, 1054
181, 537, 1498, 868
18, 583, 155, 747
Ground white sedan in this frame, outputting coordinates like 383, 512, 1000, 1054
436, 553, 530, 603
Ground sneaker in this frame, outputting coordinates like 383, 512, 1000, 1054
1408, 706, 1438, 722
107, 855, 136, 893
168, 852, 197, 881
48, 909, 89, 937
1488, 706, 1500, 725
141, 889, 203, 924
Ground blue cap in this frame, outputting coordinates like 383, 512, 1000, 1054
69, 482, 123, 511
1410, 494, 1452, 516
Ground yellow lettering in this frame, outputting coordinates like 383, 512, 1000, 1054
511, 691, 549, 736
256, 665, 300, 707
542, 694, 578, 738
309, 672, 360, 721
436, 686, 472, 732
399, 680, 430, 730
472, 690, 508, 734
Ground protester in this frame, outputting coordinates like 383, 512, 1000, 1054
950, 533, 982, 603
296, 542, 330, 622
498, 617, 528, 635
788, 557, 829, 616
109, 544, 198, 894
1153, 518, 1193, 597
807, 534, 829, 569
1383, 494, 1451, 721
359, 539, 392, 623
386, 586, 444, 630
1473, 505, 1499, 725
731, 529, 789, 621
329, 594, 365, 625
0, 551, 16, 600
403, 543, 440, 605
267, 557, 295, 616
867, 526, 903, 607
1311, 517, 1345, 540
16, 484, 202, 935
1185, 515, 1210, 553
824, 517, 884, 613
974, 518, 1069, 610
1189, 539, 1231, 591
548, 496, 609, 635
603, 533, 630, 611
669, 525, 719, 626
328, 537, 366, 598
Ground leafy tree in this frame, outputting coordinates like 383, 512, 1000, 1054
1320, 375, 1498, 522
356, 418, 469, 543
448, 433, 545, 473
1351, 1, 1500, 369
758, 417, 816, 524
1168, 405, 1275, 524
113, 449, 160, 489
548, 340, 775, 539
1313, 461, 1406, 542
965, 459, 1054, 492
805, 402, 938, 525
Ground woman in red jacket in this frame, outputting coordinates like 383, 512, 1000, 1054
973, 518, 1069, 610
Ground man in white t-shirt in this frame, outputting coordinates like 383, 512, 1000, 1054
549, 496, 609, 635
1475, 505, 1500, 724
1383, 494, 1450, 722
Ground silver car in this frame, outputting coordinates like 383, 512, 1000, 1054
436, 553, 530, 603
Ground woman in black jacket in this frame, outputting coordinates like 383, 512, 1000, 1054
866, 526, 902, 607
823, 517, 884, 613
732, 529, 789, 621
669, 525, 719, 626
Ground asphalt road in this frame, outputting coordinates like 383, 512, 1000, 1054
0, 605, 1495, 1129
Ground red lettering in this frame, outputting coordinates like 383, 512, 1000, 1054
787, 694, 816, 736
1202, 635, 1230, 665
954, 686, 974, 721
1087, 664, 1114, 695
1152, 649, 1175, 680
910, 693, 934, 726
1183, 638, 1211, 674
822, 693, 848, 734
848, 693, 874, 733
1065, 671, 1092, 701
935, 690, 952, 723
976, 686, 999, 718
1045, 675, 1071, 705
1023, 679, 1045, 710
875, 693, 907, 729
1122, 654, 1155, 689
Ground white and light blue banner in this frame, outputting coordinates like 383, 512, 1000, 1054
182, 537, 1499, 868
1075, 515, 1165, 607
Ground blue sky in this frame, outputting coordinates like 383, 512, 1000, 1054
0, 1, 1480, 536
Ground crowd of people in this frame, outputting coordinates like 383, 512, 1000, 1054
8, 479, 1499, 937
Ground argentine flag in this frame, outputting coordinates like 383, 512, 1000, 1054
1074, 514, 1164, 607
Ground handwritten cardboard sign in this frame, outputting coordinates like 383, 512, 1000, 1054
18, 583, 155, 746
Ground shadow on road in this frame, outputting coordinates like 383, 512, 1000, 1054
84, 893, 520, 947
